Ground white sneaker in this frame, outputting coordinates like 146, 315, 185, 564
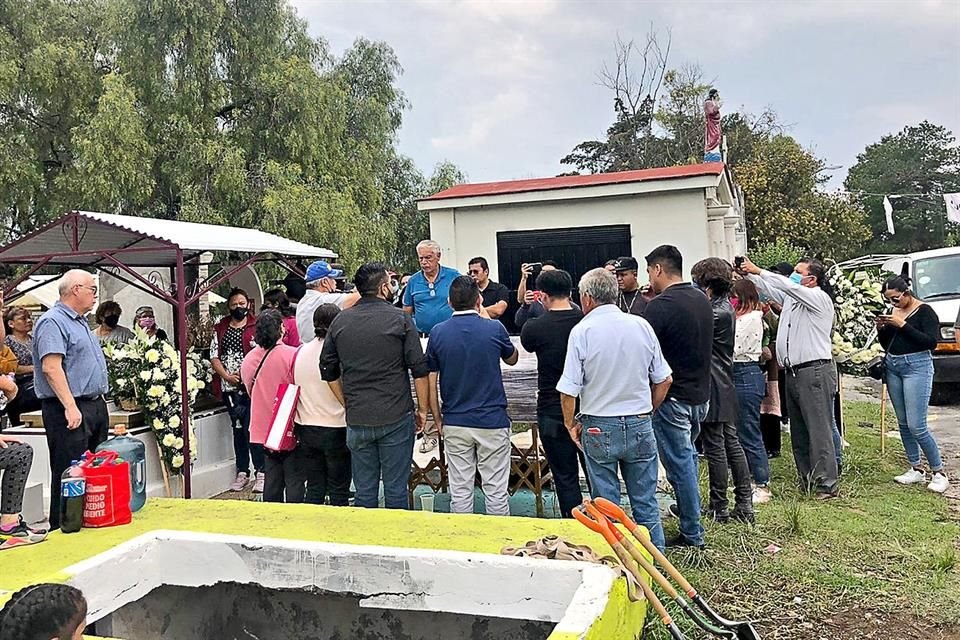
229, 472, 249, 492
752, 485, 772, 505
252, 472, 265, 493
928, 472, 950, 494
894, 468, 926, 485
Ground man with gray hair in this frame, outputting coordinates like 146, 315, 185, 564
32, 269, 109, 529
402, 240, 460, 337
403, 240, 460, 453
296, 260, 360, 344
557, 268, 673, 550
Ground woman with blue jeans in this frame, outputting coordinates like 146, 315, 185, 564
878, 276, 949, 494
731, 279, 772, 505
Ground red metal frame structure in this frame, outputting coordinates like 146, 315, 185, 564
0, 211, 336, 497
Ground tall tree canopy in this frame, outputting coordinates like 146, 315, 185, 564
0, 0, 460, 270
562, 39, 870, 260
845, 121, 960, 253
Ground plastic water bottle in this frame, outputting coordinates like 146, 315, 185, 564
60, 461, 85, 534
96, 425, 147, 512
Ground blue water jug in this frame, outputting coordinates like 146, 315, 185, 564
96, 425, 147, 512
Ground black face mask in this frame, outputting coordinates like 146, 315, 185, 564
104, 315, 120, 329
230, 307, 248, 321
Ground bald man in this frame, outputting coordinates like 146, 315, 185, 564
32, 270, 109, 529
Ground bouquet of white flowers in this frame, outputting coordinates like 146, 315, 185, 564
104, 328, 211, 475
827, 263, 886, 374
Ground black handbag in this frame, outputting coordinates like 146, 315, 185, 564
866, 357, 885, 381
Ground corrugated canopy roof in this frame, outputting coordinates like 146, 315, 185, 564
0, 211, 336, 266
421, 162, 725, 201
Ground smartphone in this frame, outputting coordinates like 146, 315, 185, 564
734, 256, 745, 271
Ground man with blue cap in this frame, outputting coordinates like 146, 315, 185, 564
296, 260, 360, 344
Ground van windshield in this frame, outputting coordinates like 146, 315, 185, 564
914, 254, 960, 300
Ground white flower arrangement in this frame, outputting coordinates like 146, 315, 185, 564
827, 263, 886, 374
103, 327, 212, 475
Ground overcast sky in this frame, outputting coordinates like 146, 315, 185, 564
293, 0, 960, 189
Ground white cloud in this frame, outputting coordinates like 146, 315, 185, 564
430, 87, 532, 150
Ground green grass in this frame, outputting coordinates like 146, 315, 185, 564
646, 401, 960, 639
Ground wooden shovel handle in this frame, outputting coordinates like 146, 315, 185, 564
593, 497, 698, 598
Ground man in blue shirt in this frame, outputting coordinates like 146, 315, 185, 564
426, 276, 518, 515
404, 239, 460, 454
402, 240, 459, 337
32, 270, 109, 529
558, 268, 673, 550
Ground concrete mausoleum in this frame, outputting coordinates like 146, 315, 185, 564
420, 162, 746, 288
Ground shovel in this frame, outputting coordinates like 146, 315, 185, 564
573, 502, 691, 640
577, 501, 736, 639
593, 497, 763, 640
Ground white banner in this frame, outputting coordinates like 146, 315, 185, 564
883, 196, 895, 234
944, 193, 960, 224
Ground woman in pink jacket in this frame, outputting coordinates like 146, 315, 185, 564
241, 309, 302, 502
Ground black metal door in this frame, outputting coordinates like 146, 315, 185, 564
496, 224, 632, 333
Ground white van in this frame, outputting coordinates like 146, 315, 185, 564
882, 247, 960, 404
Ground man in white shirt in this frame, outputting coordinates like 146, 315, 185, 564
557, 268, 673, 550
741, 256, 839, 498
296, 261, 360, 343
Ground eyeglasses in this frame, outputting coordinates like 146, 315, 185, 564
467, 269, 483, 275
886, 295, 902, 303
76, 285, 98, 294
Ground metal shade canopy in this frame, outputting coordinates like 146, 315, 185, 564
0, 210, 337, 497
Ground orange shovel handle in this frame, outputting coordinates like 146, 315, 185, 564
572, 505, 619, 547
593, 497, 697, 597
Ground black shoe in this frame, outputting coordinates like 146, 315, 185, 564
665, 534, 706, 550
731, 509, 755, 524
705, 509, 730, 524
767, 450, 781, 459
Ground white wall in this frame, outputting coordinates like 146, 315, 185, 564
430, 190, 712, 278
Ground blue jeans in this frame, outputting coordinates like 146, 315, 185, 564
225, 391, 264, 475
580, 414, 664, 550
653, 399, 707, 546
734, 363, 770, 485
346, 413, 415, 509
885, 352, 943, 472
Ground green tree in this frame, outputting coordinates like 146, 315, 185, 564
845, 121, 960, 252
738, 135, 870, 259
0, 0, 421, 268
561, 31, 670, 174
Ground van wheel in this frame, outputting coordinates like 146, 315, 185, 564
930, 384, 958, 406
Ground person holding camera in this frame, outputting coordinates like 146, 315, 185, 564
740, 256, 839, 499
515, 261, 580, 329
878, 276, 948, 494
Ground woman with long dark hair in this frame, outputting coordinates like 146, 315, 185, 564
691, 258, 754, 523
293, 303, 351, 505
262, 288, 300, 346
731, 278, 772, 504
240, 309, 303, 502
878, 276, 948, 494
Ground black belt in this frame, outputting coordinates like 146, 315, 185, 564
40, 395, 104, 403
787, 359, 831, 373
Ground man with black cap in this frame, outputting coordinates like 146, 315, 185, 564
613, 257, 648, 316
296, 260, 360, 344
